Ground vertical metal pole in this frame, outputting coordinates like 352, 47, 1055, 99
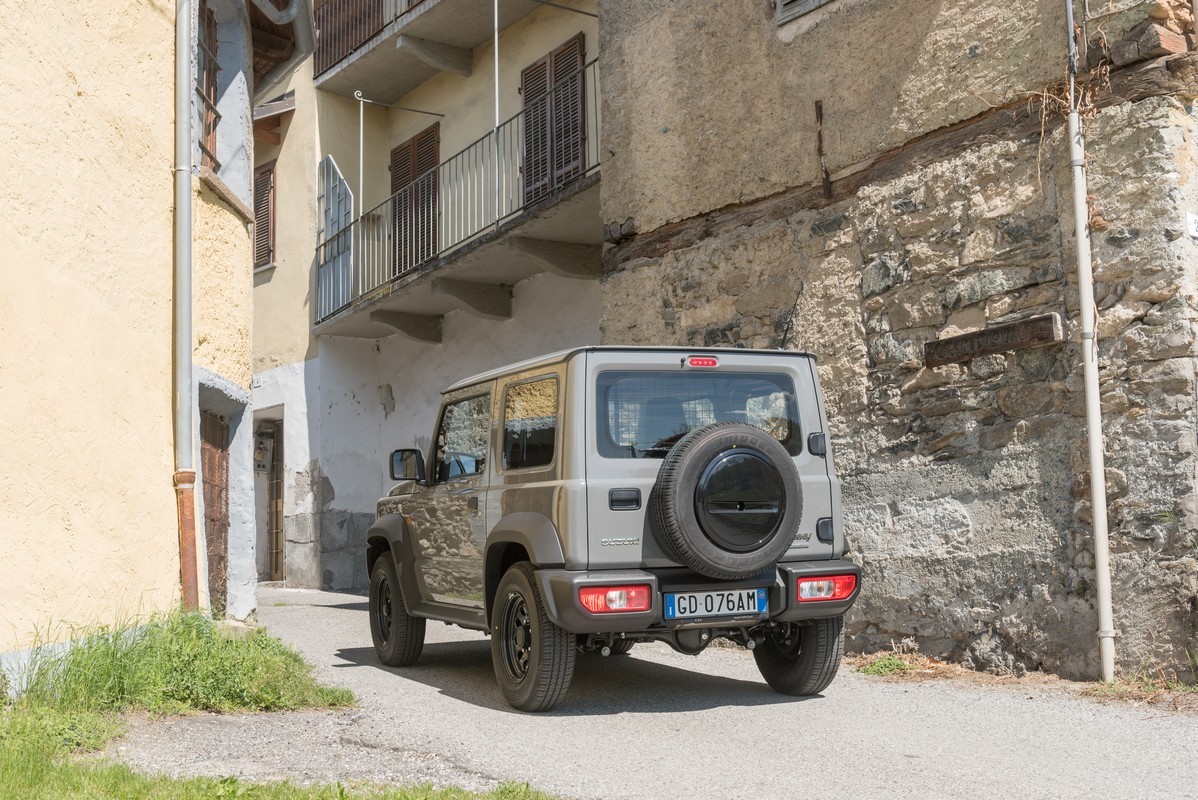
493, 0, 500, 228
356, 90, 365, 218
174, 0, 199, 611
1065, 0, 1117, 682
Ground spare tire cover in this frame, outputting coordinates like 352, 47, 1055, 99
650, 422, 803, 580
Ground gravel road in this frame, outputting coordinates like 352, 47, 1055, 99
111, 587, 1198, 799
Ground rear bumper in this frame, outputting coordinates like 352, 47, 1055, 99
535, 559, 861, 634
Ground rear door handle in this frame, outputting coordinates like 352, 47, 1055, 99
467, 496, 479, 510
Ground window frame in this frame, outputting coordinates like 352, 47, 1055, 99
431, 392, 492, 484
197, 0, 221, 170
499, 375, 560, 474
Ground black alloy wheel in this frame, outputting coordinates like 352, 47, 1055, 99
499, 590, 533, 683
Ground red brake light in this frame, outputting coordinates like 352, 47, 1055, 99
687, 356, 719, 368
796, 574, 857, 602
579, 585, 652, 613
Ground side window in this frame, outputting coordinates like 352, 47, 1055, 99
503, 378, 558, 470
435, 395, 491, 482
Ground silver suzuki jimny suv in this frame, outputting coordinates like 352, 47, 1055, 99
366, 347, 860, 711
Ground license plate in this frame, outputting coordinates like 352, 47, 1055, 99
664, 588, 768, 620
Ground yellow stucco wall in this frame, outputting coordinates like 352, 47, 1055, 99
194, 184, 254, 388
0, 0, 181, 650
254, 62, 322, 372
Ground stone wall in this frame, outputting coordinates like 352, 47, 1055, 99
601, 94, 1198, 678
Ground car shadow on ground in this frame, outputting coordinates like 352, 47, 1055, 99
333, 641, 815, 716
324, 601, 370, 612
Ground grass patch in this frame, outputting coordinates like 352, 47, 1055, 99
0, 613, 556, 798
20, 612, 352, 714
1082, 659, 1198, 713
857, 653, 912, 676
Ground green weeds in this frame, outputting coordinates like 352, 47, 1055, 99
858, 653, 913, 676
20, 612, 352, 714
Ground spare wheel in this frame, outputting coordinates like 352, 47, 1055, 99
650, 422, 803, 580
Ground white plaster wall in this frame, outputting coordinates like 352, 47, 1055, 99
252, 358, 324, 580
253, 359, 323, 513
319, 338, 389, 514
317, 273, 602, 516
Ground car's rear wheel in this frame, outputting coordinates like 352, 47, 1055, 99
753, 616, 844, 696
369, 552, 425, 667
491, 561, 575, 712
652, 422, 803, 580
608, 639, 635, 655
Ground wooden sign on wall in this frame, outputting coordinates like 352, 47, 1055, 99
924, 313, 1063, 368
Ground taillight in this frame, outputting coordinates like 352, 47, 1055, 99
579, 585, 652, 613
687, 356, 719, 368
796, 574, 857, 602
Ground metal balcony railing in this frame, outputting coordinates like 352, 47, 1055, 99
314, 0, 429, 76
315, 59, 600, 323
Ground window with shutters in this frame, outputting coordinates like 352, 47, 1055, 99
253, 161, 276, 268
389, 123, 439, 276
197, 0, 221, 170
521, 33, 585, 206
777, 0, 837, 22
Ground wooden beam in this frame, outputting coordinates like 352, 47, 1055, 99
369, 311, 443, 343
605, 52, 1198, 272
431, 279, 512, 320
252, 27, 294, 61
508, 237, 602, 279
253, 122, 281, 144
396, 35, 472, 77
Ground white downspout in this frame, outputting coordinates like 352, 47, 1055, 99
493, 0, 500, 228
1065, 0, 1116, 682
174, 0, 199, 610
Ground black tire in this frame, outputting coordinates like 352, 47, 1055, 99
753, 616, 844, 696
369, 552, 425, 667
491, 562, 575, 712
608, 639, 635, 655
651, 422, 803, 580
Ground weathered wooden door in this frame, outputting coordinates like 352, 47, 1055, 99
267, 421, 285, 582
201, 412, 230, 617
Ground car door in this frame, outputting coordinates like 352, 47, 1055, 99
409, 389, 491, 608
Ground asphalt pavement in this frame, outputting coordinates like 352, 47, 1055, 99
111, 586, 1198, 799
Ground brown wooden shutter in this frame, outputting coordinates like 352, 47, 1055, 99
550, 33, 585, 186
521, 55, 552, 204
522, 33, 585, 206
389, 123, 439, 276
253, 161, 276, 267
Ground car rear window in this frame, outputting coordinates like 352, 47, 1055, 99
596, 371, 802, 459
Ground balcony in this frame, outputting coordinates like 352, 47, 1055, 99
314, 0, 543, 103
314, 59, 601, 339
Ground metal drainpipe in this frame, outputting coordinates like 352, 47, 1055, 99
1065, 0, 1116, 681
174, 0, 200, 611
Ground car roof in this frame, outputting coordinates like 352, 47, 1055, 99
443, 346, 816, 394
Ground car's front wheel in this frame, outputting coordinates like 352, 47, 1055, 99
753, 616, 844, 696
491, 561, 575, 712
369, 552, 425, 667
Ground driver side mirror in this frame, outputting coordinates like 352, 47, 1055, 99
390, 449, 426, 483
